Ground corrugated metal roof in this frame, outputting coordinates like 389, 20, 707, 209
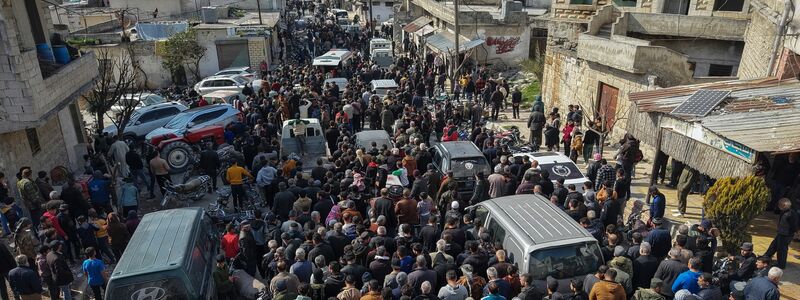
402, 16, 431, 33
426, 32, 485, 54
414, 25, 435, 37
630, 77, 800, 153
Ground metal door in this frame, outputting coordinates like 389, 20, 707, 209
598, 82, 619, 131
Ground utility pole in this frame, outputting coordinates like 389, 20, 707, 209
369, 0, 375, 37
452, 0, 460, 91
256, 0, 264, 25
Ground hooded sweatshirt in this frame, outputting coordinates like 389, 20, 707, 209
438, 283, 469, 300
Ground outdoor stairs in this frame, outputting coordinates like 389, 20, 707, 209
597, 23, 613, 38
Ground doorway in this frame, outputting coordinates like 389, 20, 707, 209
597, 82, 619, 132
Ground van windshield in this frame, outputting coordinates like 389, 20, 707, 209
451, 157, 491, 178
109, 278, 189, 300
528, 242, 603, 280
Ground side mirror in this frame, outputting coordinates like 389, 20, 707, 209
187, 122, 195, 128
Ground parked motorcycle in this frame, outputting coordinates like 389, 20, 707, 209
160, 175, 212, 208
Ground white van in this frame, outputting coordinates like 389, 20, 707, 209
370, 79, 398, 96
369, 38, 392, 54
313, 49, 354, 71
470, 195, 603, 293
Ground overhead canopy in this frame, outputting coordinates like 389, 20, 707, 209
135, 22, 189, 41
426, 32, 484, 54
414, 25, 435, 37
402, 16, 432, 33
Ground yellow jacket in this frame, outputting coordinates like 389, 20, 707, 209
226, 165, 253, 185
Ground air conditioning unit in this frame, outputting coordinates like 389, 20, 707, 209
201, 6, 218, 23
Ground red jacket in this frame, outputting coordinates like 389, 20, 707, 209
221, 232, 240, 258
43, 211, 66, 238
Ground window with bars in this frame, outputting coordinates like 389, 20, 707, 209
26, 128, 41, 155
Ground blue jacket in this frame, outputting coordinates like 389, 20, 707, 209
645, 228, 672, 258
743, 276, 780, 300
650, 193, 665, 219
672, 270, 701, 294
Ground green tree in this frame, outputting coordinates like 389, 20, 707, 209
703, 175, 770, 254
162, 29, 206, 83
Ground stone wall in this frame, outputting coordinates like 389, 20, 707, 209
737, 10, 777, 79
248, 38, 267, 70
0, 113, 69, 180
541, 48, 656, 138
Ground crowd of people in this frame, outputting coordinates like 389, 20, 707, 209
0, 1, 793, 300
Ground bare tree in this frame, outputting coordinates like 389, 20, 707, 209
583, 99, 632, 154
85, 50, 140, 136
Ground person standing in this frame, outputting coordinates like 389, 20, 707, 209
561, 120, 575, 157
108, 136, 130, 177
510, 87, 522, 119
674, 167, 698, 217
17, 168, 44, 230
125, 150, 154, 199
199, 144, 221, 193
648, 186, 665, 222
582, 122, 599, 163
213, 254, 236, 300
490, 87, 504, 121
8, 254, 42, 300
226, 161, 254, 211
763, 198, 798, 269
119, 177, 139, 218
46, 241, 73, 300
148, 152, 171, 197
527, 108, 545, 151
87, 171, 112, 215
82, 247, 107, 300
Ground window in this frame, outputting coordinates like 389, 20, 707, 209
474, 205, 489, 227
528, 242, 603, 281
569, 0, 593, 4
385, 1, 394, 6
486, 218, 506, 245
432, 149, 443, 168
191, 109, 226, 125
708, 64, 734, 76
26, 128, 41, 154
219, 80, 236, 87
713, 0, 744, 11
137, 111, 161, 123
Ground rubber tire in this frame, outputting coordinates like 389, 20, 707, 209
161, 141, 193, 173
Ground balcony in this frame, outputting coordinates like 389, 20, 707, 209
412, 0, 527, 25
623, 12, 747, 41
0, 51, 98, 132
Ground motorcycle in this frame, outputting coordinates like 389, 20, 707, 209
493, 126, 523, 148
160, 175, 212, 208
623, 200, 651, 241
216, 145, 245, 185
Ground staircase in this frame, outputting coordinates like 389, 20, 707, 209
597, 23, 613, 38
586, 5, 622, 38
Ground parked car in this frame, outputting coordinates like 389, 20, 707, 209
193, 75, 249, 95
370, 79, 398, 96
110, 93, 166, 114
201, 90, 246, 105
280, 118, 326, 159
354, 130, 393, 150
512, 151, 591, 192
103, 102, 188, 143
331, 9, 348, 18
430, 141, 491, 200
468, 195, 603, 293
324, 77, 348, 95
146, 105, 243, 171
214, 66, 256, 80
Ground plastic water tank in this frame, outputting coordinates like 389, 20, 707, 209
201, 7, 218, 23
53, 45, 71, 64
36, 43, 55, 61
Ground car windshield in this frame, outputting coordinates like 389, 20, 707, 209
450, 157, 490, 178
232, 76, 248, 85
142, 96, 163, 106
109, 277, 189, 300
164, 112, 193, 129
528, 242, 603, 280
539, 161, 585, 181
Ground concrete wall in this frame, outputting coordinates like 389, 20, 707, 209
196, 28, 274, 79
625, 12, 748, 40
737, 10, 776, 79
112, 0, 211, 17
541, 48, 656, 138
212, 0, 286, 11
355, 1, 396, 23
464, 25, 531, 66
650, 39, 743, 76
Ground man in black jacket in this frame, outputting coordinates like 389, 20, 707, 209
308, 233, 336, 264
516, 273, 543, 300
727, 242, 757, 283
0, 243, 16, 300
8, 254, 42, 299
126, 149, 154, 198
653, 248, 688, 299
527, 109, 546, 151
764, 198, 798, 269
199, 143, 221, 193
632, 242, 660, 289
46, 241, 73, 300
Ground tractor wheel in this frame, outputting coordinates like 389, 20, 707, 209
161, 141, 193, 173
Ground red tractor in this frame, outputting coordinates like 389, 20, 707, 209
148, 125, 226, 173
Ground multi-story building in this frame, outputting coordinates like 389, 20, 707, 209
0, 0, 98, 176
542, 0, 752, 139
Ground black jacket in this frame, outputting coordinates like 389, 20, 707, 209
308, 242, 336, 264
273, 191, 297, 219
8, 266, 42, 295
517, 286, 544, 300
46, 251, 73, 286
199, 149, 220, 172
777, 209, 799, 236
373, 197, 398, 228
0, 244, 15, 275
470, 178, 489, 205
729, 253, 757, 281
653, 258, 688, 297
407, 267, 438, 295
632, 254, 660, 289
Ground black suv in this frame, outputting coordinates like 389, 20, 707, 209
430, 141, 492, 201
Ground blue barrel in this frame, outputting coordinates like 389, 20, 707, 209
53, 45, 70, 64
36, 43, 55, 61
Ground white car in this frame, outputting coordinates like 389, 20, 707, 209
103, 102, 188, 143
512, 151, 591, 192
193, 75, 249, 95
214, 66, 256, 80
110, 93, 166, 114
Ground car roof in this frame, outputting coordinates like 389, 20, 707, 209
281, 118, 321, 126
202, 74, 242, 80
355, 130, 390, 140
436, 141, 483, 158
478, 195, 594, 246
324, 77, 348, 83
111, 208, 204, 278
181, 104, 233, 114
217, 66, 250, 72
512, 151, 574, 164
137, 102, 187, 112
122, 92, 158, 99
202, 90, 243, 97
370, 79, 398, 88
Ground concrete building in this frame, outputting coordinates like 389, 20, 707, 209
541, 0, 750, 141
112, 0, 212, 19
0, 0, 98, 177
354, 0, 397, 24
210, 0, 286, 12
403, 0, 531, 69
194, 12, 282, 78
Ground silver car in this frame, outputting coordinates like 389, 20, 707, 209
193, 75, 249, 95
214, 66, 256, 80
103, 102, 188, 143
145, 104, 242, 143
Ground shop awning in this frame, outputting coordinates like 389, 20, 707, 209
414, 25, 436, 37
402, 16, 432, 33
426, 32, 484, 54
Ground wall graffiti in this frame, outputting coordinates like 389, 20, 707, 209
486, 36, 521, 54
